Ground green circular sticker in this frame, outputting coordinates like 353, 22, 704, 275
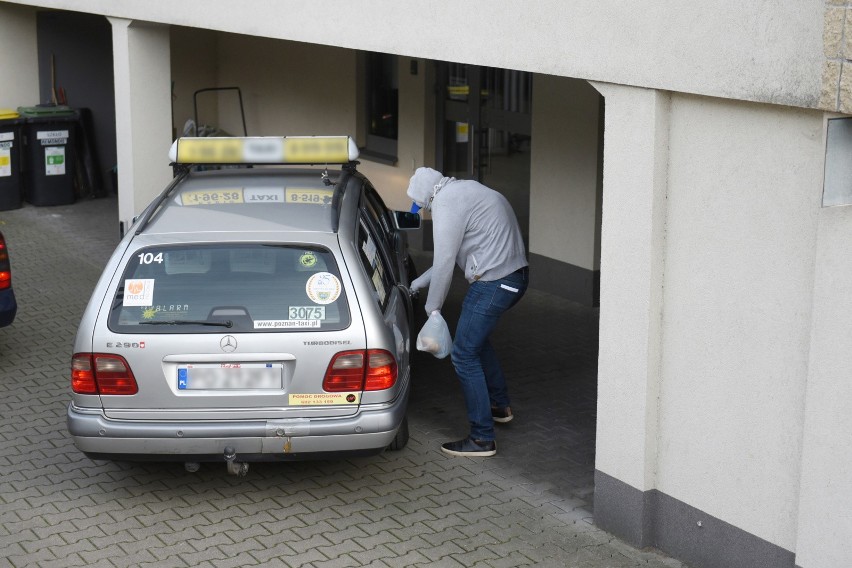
300, 253, 317, 268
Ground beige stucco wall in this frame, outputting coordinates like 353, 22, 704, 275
530, 75, 602, 270
0, 0, 827, 111
794, 200, 852, 567
658, 95, 823, 549
170, 27, 218, 139
0, 4, 39, 109
169, 30, 427, 213
594, 84, 836, 556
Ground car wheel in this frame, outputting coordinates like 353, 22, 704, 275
387, 415, 409, 451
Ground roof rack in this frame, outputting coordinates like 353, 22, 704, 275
133, 168, 191, 236
168, 135, 359, 166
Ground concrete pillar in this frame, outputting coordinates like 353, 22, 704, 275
589, 82, 669, 547
0, 4, 39, 108
108, 17, 173, 231
794, 201, 852, 568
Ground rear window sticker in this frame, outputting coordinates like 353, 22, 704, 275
146, 304, 191, 319
254, 320, 321, 329
289, 392, 360, 406
123, 279, 155, 306
288, 305, 326, 320
299, 252, 317, 268
372, 270, 386, 304
155, 304, 190, 312
306, 272, 341, 305
362, 235, 377, 267
165, 249, 212, 274
137, 251, 164, 265
229, 249, 275, 274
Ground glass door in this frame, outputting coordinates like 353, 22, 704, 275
437, 63, 532, 245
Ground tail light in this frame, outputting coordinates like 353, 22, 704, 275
0, 234, 11, 290
71, 353, 138, 395
323, 349, 398, 392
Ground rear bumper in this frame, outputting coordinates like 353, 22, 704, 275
67, 389, 408, 461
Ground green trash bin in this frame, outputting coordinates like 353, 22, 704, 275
0, 109, 24, 211
18, 105, 78, 207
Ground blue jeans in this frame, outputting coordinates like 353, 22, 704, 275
451, 267, 528, 441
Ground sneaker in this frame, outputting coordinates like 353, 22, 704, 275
440, 436, 497, 457
491, 406, 513, 423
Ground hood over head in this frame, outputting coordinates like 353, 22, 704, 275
407, 167, 449, 212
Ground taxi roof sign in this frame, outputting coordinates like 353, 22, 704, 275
168, 136, 359, 165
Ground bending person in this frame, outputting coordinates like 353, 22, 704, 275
407, 167, 528, 457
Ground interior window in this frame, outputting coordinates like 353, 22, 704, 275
824, 117, 852, 207
361, 52, 398, 163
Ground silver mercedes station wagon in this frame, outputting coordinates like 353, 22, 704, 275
68, 136, 420, 474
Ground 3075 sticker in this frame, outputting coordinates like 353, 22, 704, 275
289, 306, 325, 320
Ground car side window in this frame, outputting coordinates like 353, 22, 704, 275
363, 184, 393, 248
357, 214, 395, 310
362, 184, 402, 281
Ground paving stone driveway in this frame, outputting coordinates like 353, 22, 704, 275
0, 196, 685, 567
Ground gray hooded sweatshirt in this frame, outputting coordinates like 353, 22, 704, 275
407, 167, 527, 314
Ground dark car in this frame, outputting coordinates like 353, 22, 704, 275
0, 231, 17, 327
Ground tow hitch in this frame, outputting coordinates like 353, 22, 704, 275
224, 446, 249, 477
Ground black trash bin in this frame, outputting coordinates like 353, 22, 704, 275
0, 109, 24, 211
18, 105, 78, 207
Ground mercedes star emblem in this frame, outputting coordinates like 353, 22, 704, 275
220, 335, 237, 352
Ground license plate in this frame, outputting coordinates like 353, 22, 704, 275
177, 363, 282, 390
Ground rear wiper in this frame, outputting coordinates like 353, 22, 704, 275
139, 320, 233, 328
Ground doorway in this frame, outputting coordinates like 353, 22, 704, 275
436, 63, 532, 246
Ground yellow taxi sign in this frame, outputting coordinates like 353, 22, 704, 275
168, 136, 359, 165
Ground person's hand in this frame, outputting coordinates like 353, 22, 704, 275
410, 272, 431, 293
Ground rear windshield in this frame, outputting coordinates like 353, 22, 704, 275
108, 244, 350, 333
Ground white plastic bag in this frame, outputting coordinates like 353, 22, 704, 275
416, 311, 452, 359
